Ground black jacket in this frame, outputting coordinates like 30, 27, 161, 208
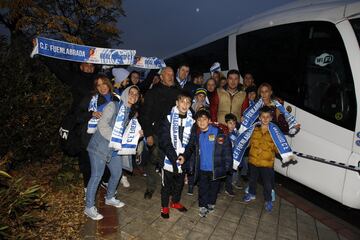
139, 83, 181, 138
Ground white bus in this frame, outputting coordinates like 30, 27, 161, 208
165, 0, 360, 209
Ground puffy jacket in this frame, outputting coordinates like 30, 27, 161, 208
184, 125, 233, 182
249, 127, 277, 168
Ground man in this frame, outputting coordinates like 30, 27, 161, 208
139, 67, 181, 199
210, 69, 246, 124
175, 63, 198, 97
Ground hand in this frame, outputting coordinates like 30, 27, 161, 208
177, 156, 185, 165
146, 136, 154, 146
92, 111, 102, 119
139, 130, 144, 138
295, 123, 301, 129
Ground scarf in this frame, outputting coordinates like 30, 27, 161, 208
239, 98, 298, 134
108, 86, 139, 150
87, 94, 112, 134
233, 122, 294, 170
163, 106, 194, 173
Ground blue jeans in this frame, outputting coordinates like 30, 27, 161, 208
86, 153, 123, 208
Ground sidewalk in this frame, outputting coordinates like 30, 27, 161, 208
80, 175, 360, 240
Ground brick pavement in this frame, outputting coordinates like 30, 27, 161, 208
80, 175, 360, 240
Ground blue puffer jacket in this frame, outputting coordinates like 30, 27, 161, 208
184, 124, 233, 182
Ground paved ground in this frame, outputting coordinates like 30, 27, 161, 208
80, 174, 360, 240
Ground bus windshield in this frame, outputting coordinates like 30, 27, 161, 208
350, 18, 360, 46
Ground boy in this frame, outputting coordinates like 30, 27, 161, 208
243, 106, 278, 211
225, 113, 242, 191
182, 109, 233, 217
191, 88, 209, 113
158, 91, 194, 219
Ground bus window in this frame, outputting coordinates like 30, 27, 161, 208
166, 37, 228, 73
236, 21, 356, 131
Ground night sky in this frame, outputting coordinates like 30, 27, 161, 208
118, 0, 295, 58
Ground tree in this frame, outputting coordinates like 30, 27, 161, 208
0, 0, 125, 47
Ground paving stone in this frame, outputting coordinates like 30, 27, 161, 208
216, 219, 238, 232
234, 222, 257, 238
232, 233, 255, 240
199, 213, 221, 228
222, 209, 241, 223
277, 226, 297, 240
121, 218, 149, 237
137, 226, 164, 240
192, 221, 214, 237
210, 226, 234, 240
151, 218, 176, 233
316, 220, 340, 240
186, 230, 210, 240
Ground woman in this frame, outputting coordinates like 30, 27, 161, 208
205, 78, 220, 122
84, 86, 141, 220
76, 75, 119, 195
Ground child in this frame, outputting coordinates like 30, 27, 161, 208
225, 113, 243, 191
191, 88, 209, 113
158, 91, 194, 219
243, 106, 281, 212
182, 109, 233, 217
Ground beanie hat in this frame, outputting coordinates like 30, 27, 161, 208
210, 62, 221, 75
195, 88, 207, 96
112, 68, 130, 84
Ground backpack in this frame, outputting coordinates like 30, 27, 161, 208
59, 112, 81, 156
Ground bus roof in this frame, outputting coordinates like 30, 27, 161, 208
165, 0, 359, 59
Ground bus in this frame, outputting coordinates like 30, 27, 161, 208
165, 0, 360, 209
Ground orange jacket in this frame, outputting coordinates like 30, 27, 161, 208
249, 127, 277, 168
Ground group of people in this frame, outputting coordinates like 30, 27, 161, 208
54, 60, 300, 221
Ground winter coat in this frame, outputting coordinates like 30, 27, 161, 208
248, 126, 278, 168
184, 125, 233, 182
139, 83, 181, 138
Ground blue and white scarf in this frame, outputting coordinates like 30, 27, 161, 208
163, 107, 194, 173
233, 122, 294, 170
239, 98, 298, 134
108, 101, 128, 150
87, 94, 114, 134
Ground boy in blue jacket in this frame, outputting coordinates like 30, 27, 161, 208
181, 109, 233, 217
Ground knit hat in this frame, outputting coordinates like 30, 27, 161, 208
112, 68, 130, 84
195, 88, 207, 96
210, 62, 221, 75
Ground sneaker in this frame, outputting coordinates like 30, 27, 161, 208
105, 197, 125, 208
207, 204, 215, 213
225, 189, 235, 197
170, 202, 187, 212
161, 207, 170, 219
100, 181, 108, 190
144, 190, 154, 199
84, 206, 103, 220
265, 201, 273, 212
199, 207, 209, 217
187, 185, 194, 196
243, 193, 256, 202
271, 189, 276, 202
244, 186, 249, 194
120, 176, 130, 188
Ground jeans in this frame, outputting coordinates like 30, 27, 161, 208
85, 152, 123, 208
161, 169, 185, 207
198, 171, 220, 207
248, 164, 273, 202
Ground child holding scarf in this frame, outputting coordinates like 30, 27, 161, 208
242, 106, 295, 212
158, 91, 194, 219
84, 86, 141, 220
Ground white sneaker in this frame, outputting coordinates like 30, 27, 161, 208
105, 197, 125, 208
84, 206, 103, 220
120, 176, 130, 188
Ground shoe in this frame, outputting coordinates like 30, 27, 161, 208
100, 181, 108, 190
244, 186, 249, 194
232, 182, 243, 190
120, 176, 130, 188
207, 204, 215, 213
161, 207, 170, 219
243, 193, 256, 202
187, 185, 194, 196
84, 206, 103, 220
144, 190, 153, 199
225, 189, 235, 197
199, 207, 209, 217
170, 202, 187, 212
271, 189, 276, 202
265, 201, 273, 212
105, 197, 125, 208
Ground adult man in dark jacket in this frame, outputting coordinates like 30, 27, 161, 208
139, 67, 181, 199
